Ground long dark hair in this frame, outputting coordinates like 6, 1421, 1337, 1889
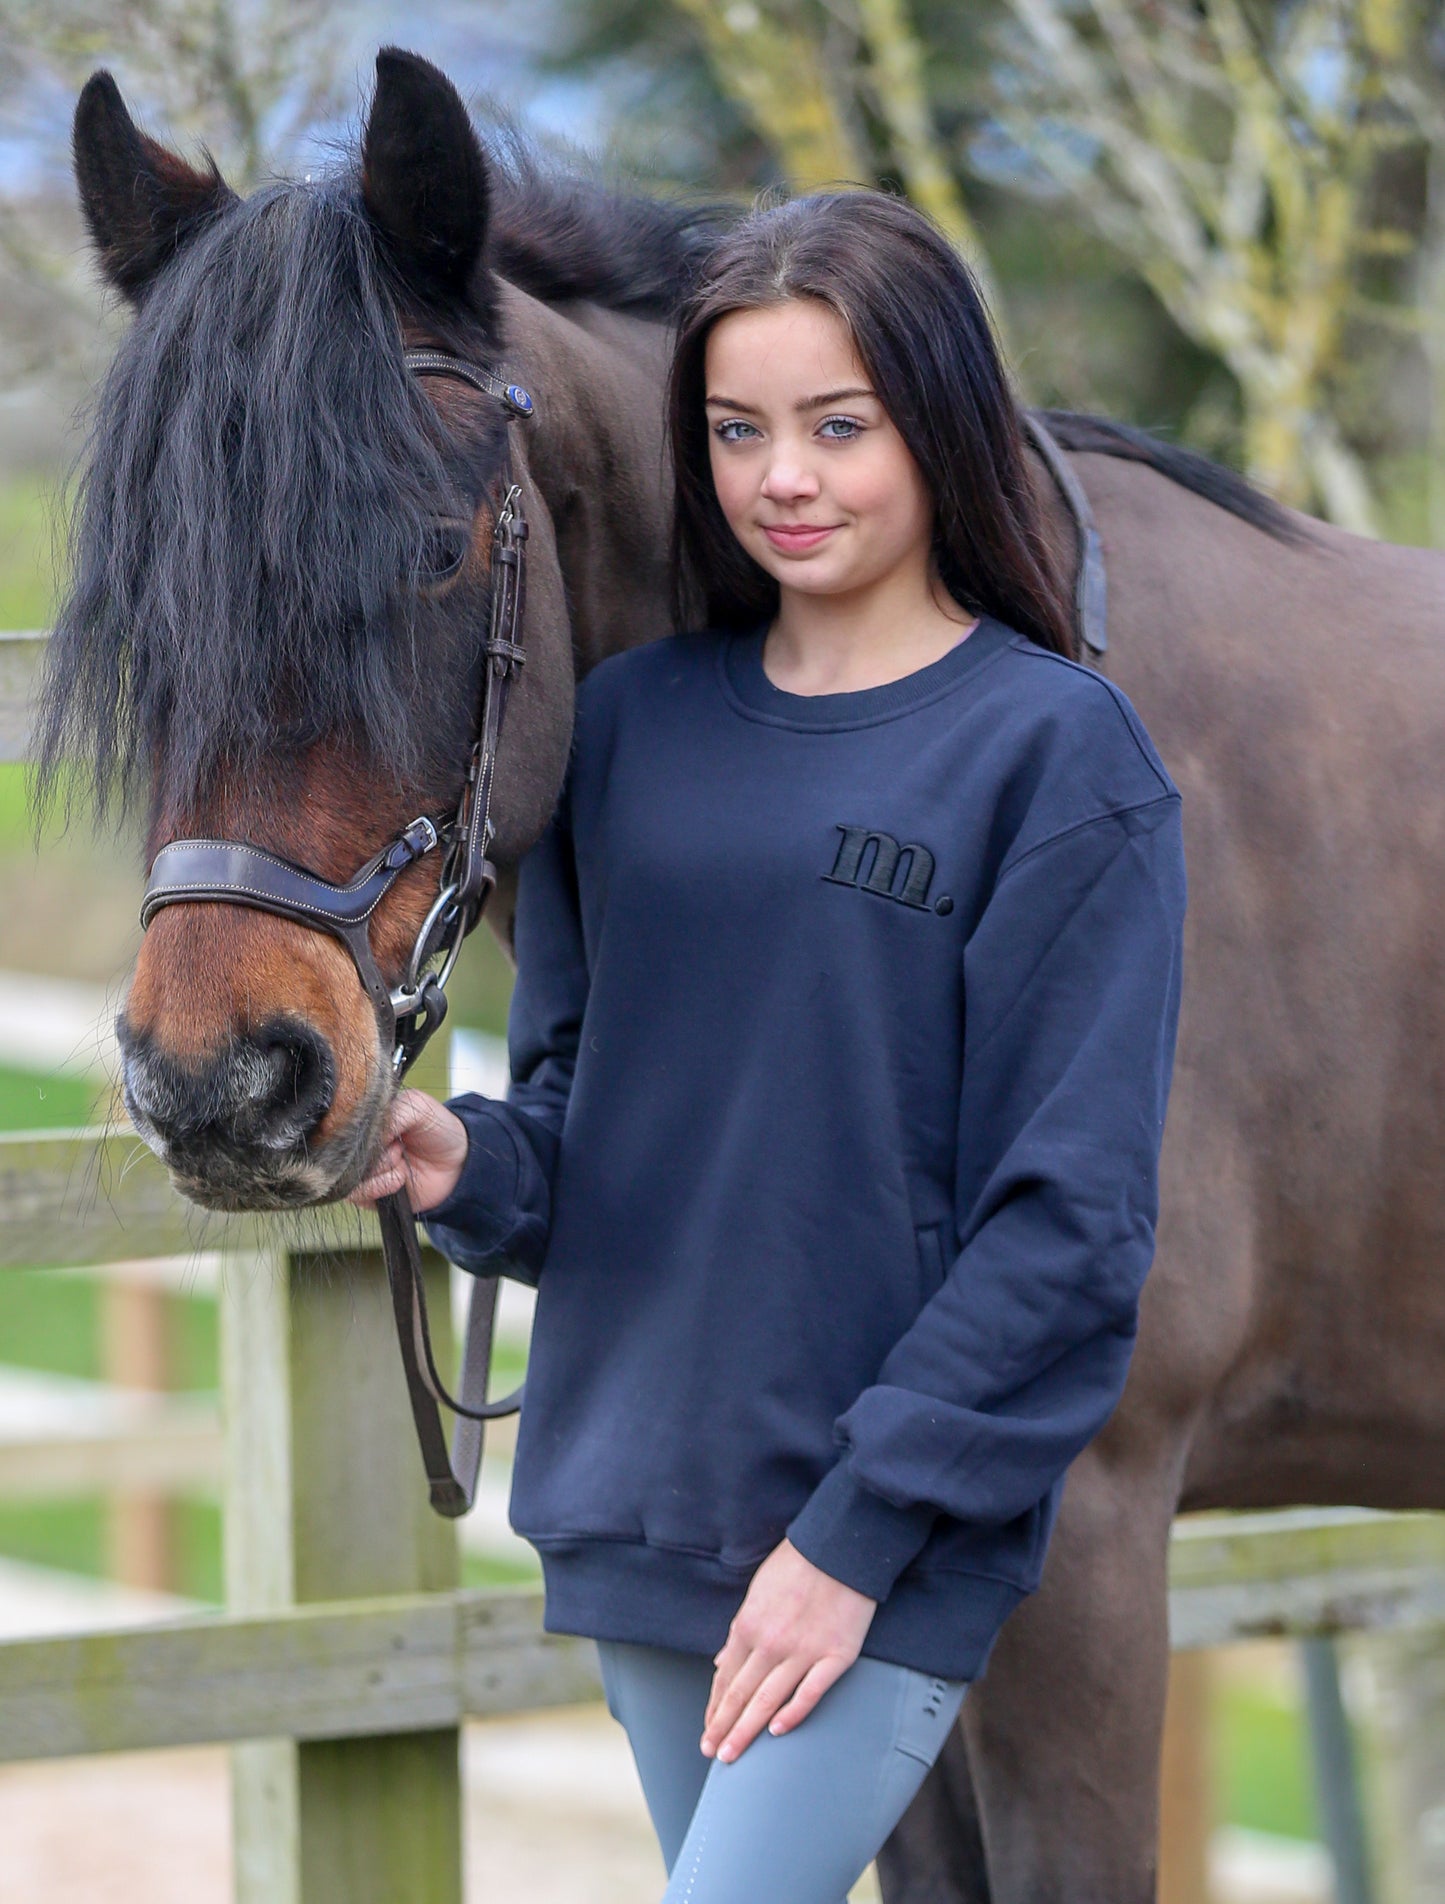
667, 190, 1075, 657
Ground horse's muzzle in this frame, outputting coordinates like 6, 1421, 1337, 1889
117, 1013, 340, 1206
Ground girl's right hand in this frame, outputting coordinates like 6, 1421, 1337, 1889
347, 1089, 470, 1213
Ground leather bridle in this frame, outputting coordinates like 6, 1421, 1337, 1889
139, 348, 535, 1517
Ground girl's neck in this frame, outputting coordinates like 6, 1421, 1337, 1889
764, 563, 978, 697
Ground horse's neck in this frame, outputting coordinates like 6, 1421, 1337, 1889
501, 282, 676, 675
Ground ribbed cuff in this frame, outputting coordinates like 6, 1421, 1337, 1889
786, 1463, 938, 1604
419, 1095, 522, 1271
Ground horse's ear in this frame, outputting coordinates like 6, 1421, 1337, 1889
362, 48, 490, 306
72, 72, 233, 304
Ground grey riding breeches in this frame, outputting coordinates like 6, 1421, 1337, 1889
596, 1639, 967, 1903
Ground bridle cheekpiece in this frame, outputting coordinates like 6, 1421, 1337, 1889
137, 347, 536, 1519
140, 349, 533, 1081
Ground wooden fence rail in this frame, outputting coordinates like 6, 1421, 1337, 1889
1, 1508, 1442, 1767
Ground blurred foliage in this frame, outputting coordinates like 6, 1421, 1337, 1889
443, 927, 515, 1037
0, 765, 36, 848
539, 0, 1233, 439
5, 4, 1442, 524
537, 0, 1445, 533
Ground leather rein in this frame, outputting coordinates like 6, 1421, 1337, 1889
140, 348, 536, 1518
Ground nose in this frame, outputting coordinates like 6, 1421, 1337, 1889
760, 449, 820, 503
119, 1015, 336, 1157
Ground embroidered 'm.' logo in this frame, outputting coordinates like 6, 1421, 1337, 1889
823, 825, 945, 912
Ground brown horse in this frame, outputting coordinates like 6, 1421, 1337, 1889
44, 47, 1445, 1904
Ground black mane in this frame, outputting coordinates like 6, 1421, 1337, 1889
484, 128, 724, 317
38, 145, 720, 822
1035, 409, 1313, 544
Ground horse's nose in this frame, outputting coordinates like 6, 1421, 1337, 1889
118, 1016, 336, 1153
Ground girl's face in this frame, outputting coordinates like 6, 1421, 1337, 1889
704, 299, 935, 603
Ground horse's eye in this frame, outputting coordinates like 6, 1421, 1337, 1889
416, 520, 472, 589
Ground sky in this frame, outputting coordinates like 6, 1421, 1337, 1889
0, 1, 627, 194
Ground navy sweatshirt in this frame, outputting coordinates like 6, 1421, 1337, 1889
425, 614, 1186, 1681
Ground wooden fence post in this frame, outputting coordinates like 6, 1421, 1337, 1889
104, 1277, 175, 1591
222, 1228, 463, 1904
1158, 1649, 1214, 1904
224, 1248, 299, 1904
1360, 1630, 1445, 1904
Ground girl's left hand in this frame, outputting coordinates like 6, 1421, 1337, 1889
701, 1538, 876, 1763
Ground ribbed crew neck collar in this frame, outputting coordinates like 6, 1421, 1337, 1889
718, 614, 1015, 729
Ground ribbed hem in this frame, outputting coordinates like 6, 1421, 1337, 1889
785, 1464, 938, 1602
530, 1534, 1028, 1682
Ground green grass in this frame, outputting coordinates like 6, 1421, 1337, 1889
0, 1497, 223, 1604
0, 1499, 106, 1581
0, 1060, 107, 1133
0, 1269, 217, 1389
0, 762, 33, 851
463, 1550, 542, 1588
0, 1273, 100, 1382
0, 1494, 538, 1602
0, 748, 96, 859
1214, 1676, 1320, 1842
0, 476, 57, 632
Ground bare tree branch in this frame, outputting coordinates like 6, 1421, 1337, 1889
0, 0, 358, 412
851, 0, 1005, 321
670, 0, 867, 186
985, 0, 1440, 530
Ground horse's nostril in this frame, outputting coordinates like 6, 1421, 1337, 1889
119, 1017, 336, 1152
245, 1021, 336, 1146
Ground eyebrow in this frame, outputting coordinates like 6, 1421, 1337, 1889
704, 386, 878, 413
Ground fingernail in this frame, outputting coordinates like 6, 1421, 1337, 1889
718, 1744, 735, 1763
699, 1739, 714, 1758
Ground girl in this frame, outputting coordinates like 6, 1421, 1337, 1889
352, 190, 1186, 1902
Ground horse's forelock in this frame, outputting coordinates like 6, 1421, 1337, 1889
40, 174, 501, 822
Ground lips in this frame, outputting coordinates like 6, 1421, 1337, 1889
761, 522, 839, 552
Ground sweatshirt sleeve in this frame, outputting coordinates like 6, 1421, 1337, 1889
421, 789, 588, 1285
786, 792, 1186, 1602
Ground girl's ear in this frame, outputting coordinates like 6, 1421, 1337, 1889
73, 71, 234, 304
361, 47, 491, 308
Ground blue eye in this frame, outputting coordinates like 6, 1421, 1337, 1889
819, 415, 861, 439
713, 419, 758, 442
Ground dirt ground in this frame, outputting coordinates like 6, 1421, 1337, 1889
0, 1719, 1328, 1904
0, 1707, 884, 1904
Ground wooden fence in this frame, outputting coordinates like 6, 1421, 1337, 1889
4, 628, 1445, 1900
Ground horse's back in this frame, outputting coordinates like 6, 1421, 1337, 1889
1065, 451, 1445, 1510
